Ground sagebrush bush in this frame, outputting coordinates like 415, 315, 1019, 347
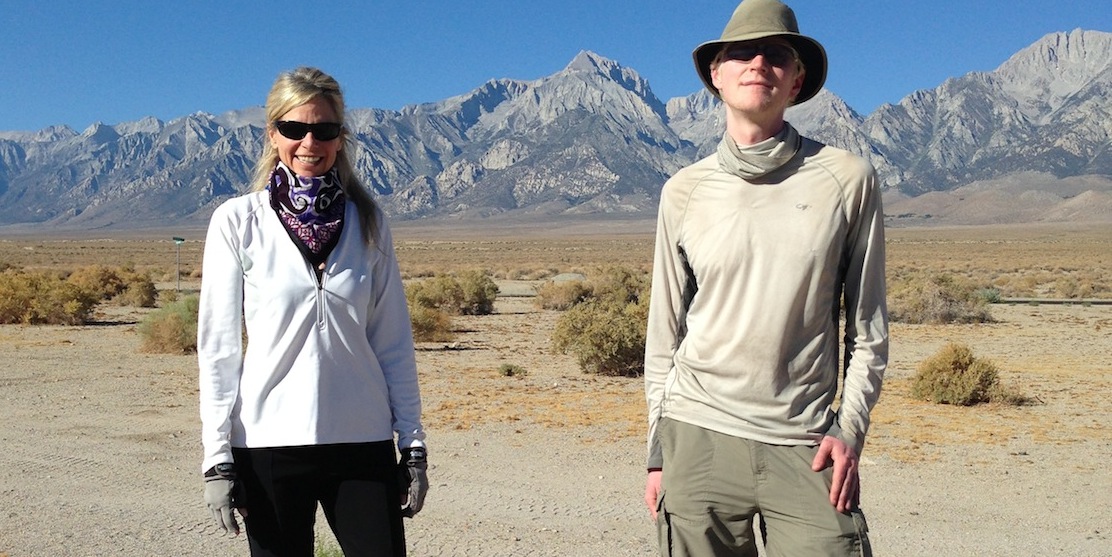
406, 271, 498, 316
551, 266, 650, 376
0, 268, 98, 325
67, 265, 127, 301
116, 278, 159, 308
973, 287, 1002, 304
889, 273, 993, 324
66, 265, 158, 307
138, 295, 199, 354
910, 342, 1007, 405
456, 270, 498, 315
408, 304, 455, 343
159, 289, 180, 305
554, 296, 649, 376
535, 280, 593, 310
591, 266, 650, 305
406, 275, 464, 314
498, 363, 527, 377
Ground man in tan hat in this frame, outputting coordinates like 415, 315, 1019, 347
642, 0, 887, 555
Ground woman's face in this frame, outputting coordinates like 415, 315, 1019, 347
269, 96, 342, 177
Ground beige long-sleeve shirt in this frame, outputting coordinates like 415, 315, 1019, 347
644, 134, 888, 469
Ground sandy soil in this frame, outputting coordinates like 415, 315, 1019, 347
1, 290, 1109, 556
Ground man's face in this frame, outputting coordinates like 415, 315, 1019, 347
710, 39, 805, 121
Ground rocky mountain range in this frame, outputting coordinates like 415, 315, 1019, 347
0, 29, 1109, 230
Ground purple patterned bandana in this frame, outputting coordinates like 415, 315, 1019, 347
268, 161, 346, 266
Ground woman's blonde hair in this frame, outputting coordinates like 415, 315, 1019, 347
251, 67, 378, 245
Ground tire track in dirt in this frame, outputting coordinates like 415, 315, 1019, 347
0, 319, 241, 555
2, 297, 1110, 555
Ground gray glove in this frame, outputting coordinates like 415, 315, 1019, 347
203, 463, 241, 535
399, 448, 428, 518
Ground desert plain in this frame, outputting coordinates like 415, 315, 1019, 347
0, 220, 1110, 556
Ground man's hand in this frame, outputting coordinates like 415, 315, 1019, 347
644, 469, 663, 521
399, 447, 428, 518
203, 463, 245, 535
811, 436, 860, 513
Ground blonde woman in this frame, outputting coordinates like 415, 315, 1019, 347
198, 67, 427, 557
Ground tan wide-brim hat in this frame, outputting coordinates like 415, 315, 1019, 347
693, 0, 827, 105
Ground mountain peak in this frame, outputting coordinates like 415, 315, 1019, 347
994, 29, 1112, 117
559, 50, 662, 113
79, 122, 120, 142
999, 29, 1112, 73
115, 116, 164, 135
564, 50, 621, 73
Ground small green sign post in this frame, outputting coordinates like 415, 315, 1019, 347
173, 237, 185, 293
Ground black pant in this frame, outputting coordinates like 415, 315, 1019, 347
233, 441, 405, 557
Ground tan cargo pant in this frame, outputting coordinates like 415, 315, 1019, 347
655, 418, 872, 557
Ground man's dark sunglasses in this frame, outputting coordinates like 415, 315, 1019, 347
722, 43, 798, 68
274, 121, 343, 141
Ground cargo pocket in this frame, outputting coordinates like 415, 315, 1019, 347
657, 491, 674, 556
850, 508, 873, 557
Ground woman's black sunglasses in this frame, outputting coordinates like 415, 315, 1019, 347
274, 121, 343, 141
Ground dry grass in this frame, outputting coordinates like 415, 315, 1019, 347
886, 223, 1112, 299
2, 221, 1109, 464
4, 222, 1108, 298
870, 371, 1106, 467
394, 238, 654, 280
0, 234, 206, 277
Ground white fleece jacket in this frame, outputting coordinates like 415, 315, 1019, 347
198, 191, 425, 473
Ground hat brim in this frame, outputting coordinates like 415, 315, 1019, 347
693, 32, 827, 105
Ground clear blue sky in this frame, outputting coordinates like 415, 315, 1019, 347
3, 0, 1109, 132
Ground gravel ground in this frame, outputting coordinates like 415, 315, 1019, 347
0, 299, 1109, 556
